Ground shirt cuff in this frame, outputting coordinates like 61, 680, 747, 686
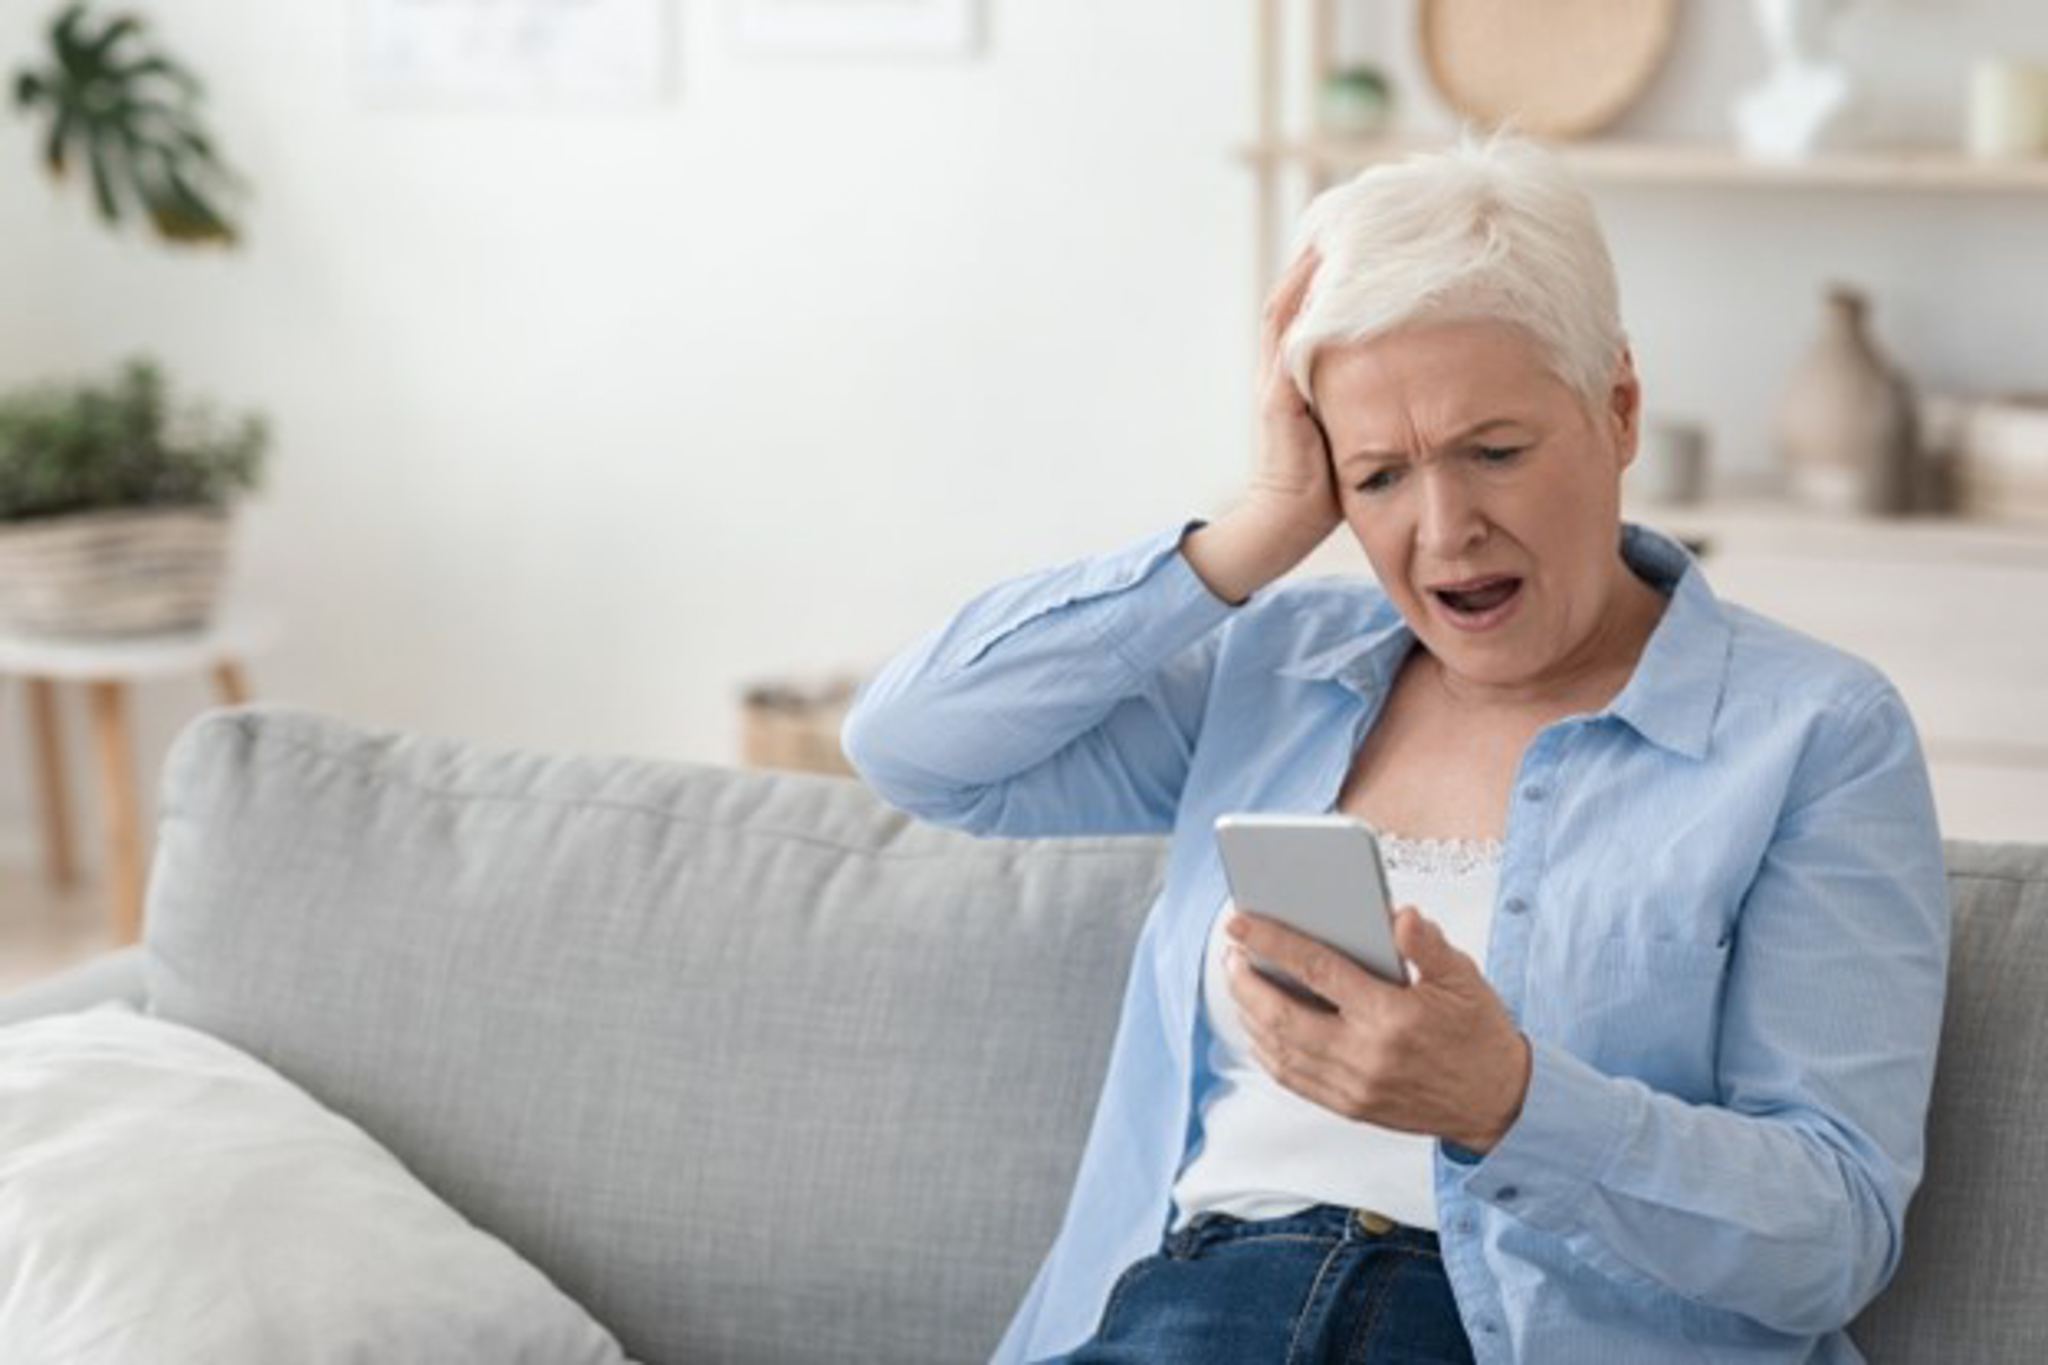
1450, 1037, 1641, 1230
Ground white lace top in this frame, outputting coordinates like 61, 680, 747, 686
1171, 832, 1505, 1231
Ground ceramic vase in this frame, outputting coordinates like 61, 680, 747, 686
1776, 286, 1919, 515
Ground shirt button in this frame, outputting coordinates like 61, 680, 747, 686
1479, 1320, 1501, 1336
1503, 896, 1529, 916
1521, 784, 1549, 803
1455, 1216, 1477, 1236
1496, 1185, 1520, 1203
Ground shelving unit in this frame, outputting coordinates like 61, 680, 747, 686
1248, 2, 2048, 286
1247, 135, 2048, 193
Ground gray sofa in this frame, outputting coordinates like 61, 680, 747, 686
2, 707, 2044, 1363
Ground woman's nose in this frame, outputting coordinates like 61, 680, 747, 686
1416, 467, 1488, 555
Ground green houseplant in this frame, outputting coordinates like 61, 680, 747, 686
2, 4, 266, 637
0, 360, 269, 636
13, 0, 241, 244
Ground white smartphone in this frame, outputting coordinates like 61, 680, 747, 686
1214, 813, 1406, 1006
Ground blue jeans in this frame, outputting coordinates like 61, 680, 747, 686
1040, 1205, 1475, 1365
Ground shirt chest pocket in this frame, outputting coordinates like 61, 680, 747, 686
1539, 935, 1730, 1103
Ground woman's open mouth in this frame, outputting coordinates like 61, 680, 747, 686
1428, 576, 1524, 631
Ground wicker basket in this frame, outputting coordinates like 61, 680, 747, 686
739, 676, 859, 777
0, 507, 233, 638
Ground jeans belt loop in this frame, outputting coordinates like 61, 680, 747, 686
1353, 1209, 1397, 1236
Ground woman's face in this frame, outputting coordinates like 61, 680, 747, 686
1310, 317, 1640, 694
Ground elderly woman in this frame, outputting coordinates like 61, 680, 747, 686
841, 138, 1948, 1365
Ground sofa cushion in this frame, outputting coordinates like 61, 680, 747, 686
0, 946, 144, 1028
0, 1005, 628, 1365
143, 709, 1164, 1365
1851, 839, 2048, 1362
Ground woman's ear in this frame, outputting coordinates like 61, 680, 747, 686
1609, 348, 1642, 469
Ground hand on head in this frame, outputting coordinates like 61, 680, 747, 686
1251, 249, 1342, 529
1179, 249, 1343, 605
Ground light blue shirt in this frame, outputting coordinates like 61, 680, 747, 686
842, 523, 1949, 1364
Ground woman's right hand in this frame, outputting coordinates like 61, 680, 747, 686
1183, 250, 1344, 604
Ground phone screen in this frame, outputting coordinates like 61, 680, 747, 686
1214, 813, 1406, 999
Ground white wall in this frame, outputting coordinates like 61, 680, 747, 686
0, 0, 1259, 862
1, 0, 2045, 868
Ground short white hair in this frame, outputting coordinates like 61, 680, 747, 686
1284, 135, 1627, 406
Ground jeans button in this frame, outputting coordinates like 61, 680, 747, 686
1353, 1209, 1395, 1236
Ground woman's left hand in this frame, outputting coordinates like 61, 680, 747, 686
1225, 906, 1532, 1153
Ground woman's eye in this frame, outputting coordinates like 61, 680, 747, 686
1354, 468, 1400, 494
1475, 445, 1524, 465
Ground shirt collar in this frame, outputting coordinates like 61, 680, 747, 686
1274, 523, 1731, 761
1602, 523, 1731, 761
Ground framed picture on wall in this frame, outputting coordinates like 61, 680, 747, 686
734, 0, 981, 58
356, 0, 673, 106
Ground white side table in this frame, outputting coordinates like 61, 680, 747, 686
1, 612, 274, 944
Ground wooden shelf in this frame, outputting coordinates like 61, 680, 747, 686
1244, 135, 2048, 194
1628, 498, 2048, 568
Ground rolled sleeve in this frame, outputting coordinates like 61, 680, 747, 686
1095, 532, 1243, 675
843, 522, 1238, 838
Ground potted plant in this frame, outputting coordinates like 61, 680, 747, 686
13, 0, 241, 243
0, 359, 268, 636
1, 4, 265, 637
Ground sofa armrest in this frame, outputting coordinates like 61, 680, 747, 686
0, 947, 146, 1028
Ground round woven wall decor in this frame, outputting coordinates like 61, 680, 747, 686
1418, 0, 1680, 138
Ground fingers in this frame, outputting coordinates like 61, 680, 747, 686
1258, 251, 1324, 435
1260, 249, 1321, 354
1244, 1027, 1360, 1118
1226, 909, 1374, 1012
1226, 948, 1338, 1053
1225, 905, 1522, 1140
1393, 906, 1467, 983
1225, 946, 1371, 1120
1251, 250, 1336, 508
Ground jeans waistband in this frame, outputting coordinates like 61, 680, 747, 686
1166, 1204, 1441, 1259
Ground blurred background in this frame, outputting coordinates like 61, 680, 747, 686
2, 0, 2045, 977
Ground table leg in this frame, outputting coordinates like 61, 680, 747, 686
25, 677, 79, 892
86, 680, 145, 945
213, 658, 251, 706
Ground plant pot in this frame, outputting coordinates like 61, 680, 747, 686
1318, 67, 1394, 137
739, 676, 859, 777
0, 507, 234, 638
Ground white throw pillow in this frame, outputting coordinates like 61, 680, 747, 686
0, 1005, 632, 1365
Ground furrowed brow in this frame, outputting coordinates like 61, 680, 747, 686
1338, 418, 1530, 468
